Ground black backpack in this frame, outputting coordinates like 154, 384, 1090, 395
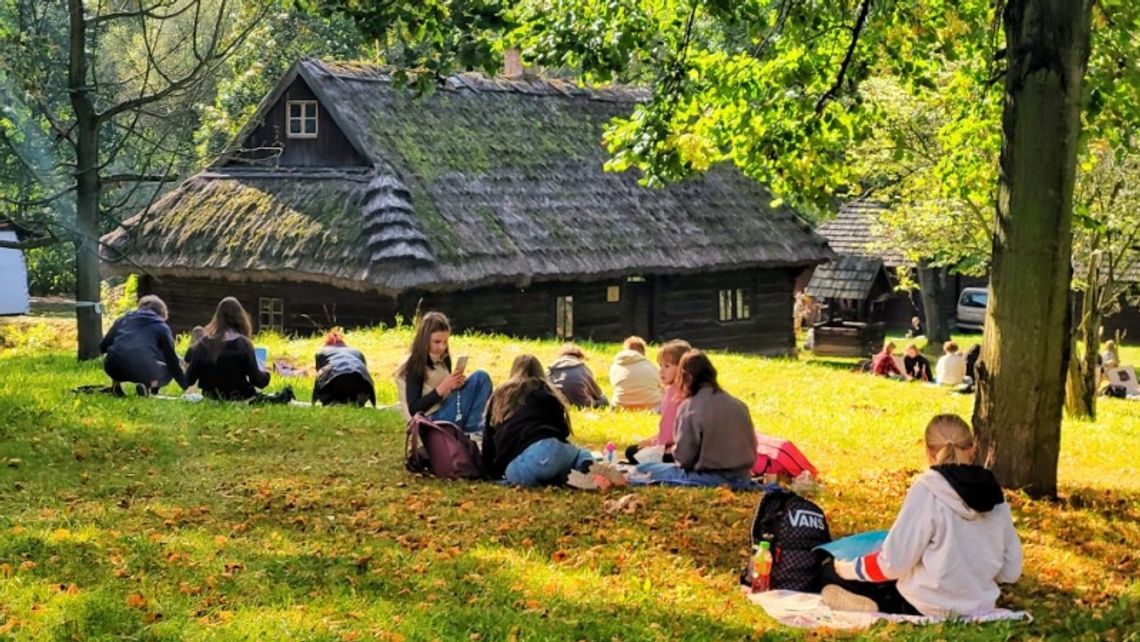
742, 489, 832, 592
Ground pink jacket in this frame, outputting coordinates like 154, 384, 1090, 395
654, 385, 683, 447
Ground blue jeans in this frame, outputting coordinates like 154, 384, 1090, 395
504, 438, 594, 487
430, 370, 492, 433
635, 462, 757, 489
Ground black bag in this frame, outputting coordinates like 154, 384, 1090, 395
742, 489, 832, 592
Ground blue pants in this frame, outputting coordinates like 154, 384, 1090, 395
430, 370, 492, 433
635, 462, 756, 489
504, 438, 594, 487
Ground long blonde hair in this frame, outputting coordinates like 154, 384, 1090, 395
488, 354, 568, 426
925, 414, 976, 465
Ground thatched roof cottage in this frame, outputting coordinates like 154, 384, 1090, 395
102, 59, 833, 354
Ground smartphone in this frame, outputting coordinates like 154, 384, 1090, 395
454, 355, 469, 374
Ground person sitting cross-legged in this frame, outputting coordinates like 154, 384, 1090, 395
547, 343, 608, 408
635, 350, 757, 488
903, 344, 933, 382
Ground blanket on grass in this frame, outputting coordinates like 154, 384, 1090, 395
746, 589, 1030, 629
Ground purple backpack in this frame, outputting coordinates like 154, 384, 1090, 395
404, 414, 484, 480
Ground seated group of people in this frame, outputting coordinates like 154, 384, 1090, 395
871, 340, 981, 386
395, 312, 757, 488
101, 296, 374, 405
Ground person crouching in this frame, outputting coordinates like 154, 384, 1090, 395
99, 295, 187, 396
313, 330, 375, 407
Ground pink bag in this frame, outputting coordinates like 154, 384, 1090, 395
752, 434, 818, 478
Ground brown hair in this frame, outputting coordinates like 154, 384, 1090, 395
882, 341, 896, 354
623, 336, 647, 355
905, 343, 919, 353
657, 339, 692, 366
925, 414, 976, 465
203, 297, 253, 358
679, 349, 720, 397
137, 295, 168, 320
488, 354, 569, 426
557, 343, 586, 359
944, 341, 960, 354
398, 311, 451, 381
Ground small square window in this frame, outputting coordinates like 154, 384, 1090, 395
606, 285, 621, 303
286, 100, 318, 138
259, 297, 284, 332
718, 288, 750, 322
556, 295, 573, 340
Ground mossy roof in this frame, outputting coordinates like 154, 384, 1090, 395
102, 59, 834, 294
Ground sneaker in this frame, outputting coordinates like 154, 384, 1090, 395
821, 585, 879, 613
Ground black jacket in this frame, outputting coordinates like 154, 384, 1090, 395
547, 357, 608, 408
100, 310, 187, 388
313, 346, 375, 404
904, 354, 933, 381
481, 386, 571, 479
185, 335, 270, 400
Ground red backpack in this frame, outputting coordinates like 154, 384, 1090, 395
752, 434, 818, 478
404, 414, 485, 480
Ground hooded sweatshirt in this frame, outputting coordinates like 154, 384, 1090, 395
100, 309, 187, 388
547, 356, 608, 408
844, 465, 1022, 617
609, 350, 662, 409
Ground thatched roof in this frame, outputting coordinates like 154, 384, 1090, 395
102, 59, 833, 294
816, 200, 908, 268
805, 256, 886, 300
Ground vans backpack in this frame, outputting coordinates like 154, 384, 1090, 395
742, 488, 831, 591
404, 414, 484, 480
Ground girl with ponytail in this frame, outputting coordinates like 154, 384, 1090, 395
821, 414, 1023, 617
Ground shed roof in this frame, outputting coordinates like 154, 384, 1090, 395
816, 200, 908, 268
805, 255, 886, 300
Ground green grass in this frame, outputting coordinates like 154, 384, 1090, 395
1, 324, 1138, 641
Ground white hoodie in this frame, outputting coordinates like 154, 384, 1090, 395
870, 469, 1023, 617
609, 350, 662, 409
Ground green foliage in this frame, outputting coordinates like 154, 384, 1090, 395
0, 326, 1138, 639
24, 243, 75, 296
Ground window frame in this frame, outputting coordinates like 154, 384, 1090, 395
717, 288, 751, 322
555, 294, 574, 340
258, 297, 285, 333
285, 100, 319, 139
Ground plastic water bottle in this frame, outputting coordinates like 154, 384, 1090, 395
605, 442, 616, 463
750, 541, 772, 593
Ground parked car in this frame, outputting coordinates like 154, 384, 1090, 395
956, 287, 988, 331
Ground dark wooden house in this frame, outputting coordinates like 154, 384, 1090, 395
101, 59, 833, 354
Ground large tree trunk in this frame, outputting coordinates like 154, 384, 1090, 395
917, 263, 951, 347
972, 0, 1092, 498
69, 0, 102, 360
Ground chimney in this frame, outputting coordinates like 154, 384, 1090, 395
503, 48, 524, 77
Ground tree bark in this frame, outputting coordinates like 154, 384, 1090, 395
69, 0, 102, 360
972, 0, 1092, 498
917, 263, 951, 347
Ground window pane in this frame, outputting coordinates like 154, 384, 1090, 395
556, 295, 573, 339
565, 296, 573, 338
737, 289, 750, 319
304, 103, 317, 119
303, 117, 317, 134
606, 285, 620, 303
289, 103, 301, 118
718, 290, 732, 322
289, 119, 301, 134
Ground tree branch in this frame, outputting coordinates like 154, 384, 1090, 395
815, 0, 872, 115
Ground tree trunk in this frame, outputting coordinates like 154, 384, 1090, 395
69, 0, 102, 360
972, 0, 1092, 498
917, 263, 951, 347
1065, 255, 1101, 420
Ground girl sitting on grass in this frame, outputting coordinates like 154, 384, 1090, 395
185, 297, 293, 404
312, 330, 375, 407
396, 311, 491, 433
821, 414, 1022, 616
481, 355, 594, 486
625, 339, 691, 463
635, 350, 757, 488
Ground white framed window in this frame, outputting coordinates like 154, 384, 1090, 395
556, 295, 574, 340
259, 297, 284, 332
718, 288, 751, 322
606, 285, 621, 303
286, 100, 318, 138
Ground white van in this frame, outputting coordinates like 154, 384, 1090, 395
956, 287, 988, 331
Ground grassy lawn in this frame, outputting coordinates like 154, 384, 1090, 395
1, 322, 1138, 641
